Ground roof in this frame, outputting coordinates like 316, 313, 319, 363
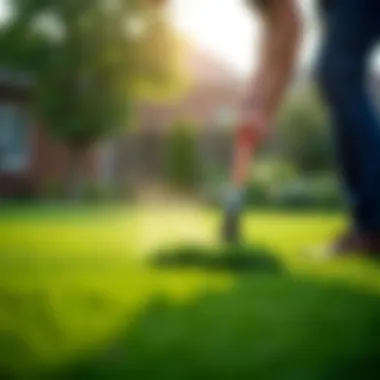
184, 39, 243, 88
136, 41, 242, 130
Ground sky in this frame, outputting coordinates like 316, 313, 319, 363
0, 0, 6, 20
170, 0, 320, 77
0, 0, 320, 77
0, 0, 378, 77
170, 0, 380, 77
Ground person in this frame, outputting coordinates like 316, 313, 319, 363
223, 0, 380, 257
222, 0, 301, 244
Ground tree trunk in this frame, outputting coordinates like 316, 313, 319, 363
67, 145, 87, 201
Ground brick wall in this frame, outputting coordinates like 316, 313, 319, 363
0, 119, 100, 198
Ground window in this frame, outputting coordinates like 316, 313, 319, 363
0, 103, 30, 173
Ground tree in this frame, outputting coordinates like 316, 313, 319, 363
277, 86, 335, 175
131, 4, 188, 102
1, 0, 185, 198
164, 121, 201, 192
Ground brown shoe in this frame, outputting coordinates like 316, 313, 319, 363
308, 231, 380, 260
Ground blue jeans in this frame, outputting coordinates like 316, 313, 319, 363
318, 0, 380, 232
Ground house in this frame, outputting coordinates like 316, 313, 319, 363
0, 68, 98, 198
0, 68, 36, 197
0, 43, 243, 199
99, 42, 243, 190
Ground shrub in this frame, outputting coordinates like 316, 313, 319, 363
39, 179, 66, 201
82, 182, 131, 203
163, 121, 201, 192
277, 86, 335, 175
245, 182, 271, 206
270, 176, 344, 211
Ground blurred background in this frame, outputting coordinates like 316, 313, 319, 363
2, 0, 380, 379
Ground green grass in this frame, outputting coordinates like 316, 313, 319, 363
1, 205, 380, 378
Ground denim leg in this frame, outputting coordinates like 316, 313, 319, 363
317, 0, 380, 232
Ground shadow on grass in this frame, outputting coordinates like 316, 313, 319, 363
2, 249, 380, 379
150, 244, 284, 273
61, 275, 380, 380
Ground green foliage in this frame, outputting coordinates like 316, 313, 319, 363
278, 86, 335, 175
245, 182, 271, 206
0, 0, 186, 199
245, 175, 343, 211
202, 159, 343, 211
82, 182, 110, 203
82, 182, 132, 203
270, 176, 344, 211
1, 0, 184, 147
131, 7, 189, 101
39, 179, 66, 200
164, 121, 201, 192
38, 180, 131, 203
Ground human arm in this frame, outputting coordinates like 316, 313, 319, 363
232, 0, 302, 185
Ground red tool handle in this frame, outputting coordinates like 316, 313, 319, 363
231, 121, 266, 186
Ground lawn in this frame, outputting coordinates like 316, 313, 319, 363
1, 204, 380, 379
